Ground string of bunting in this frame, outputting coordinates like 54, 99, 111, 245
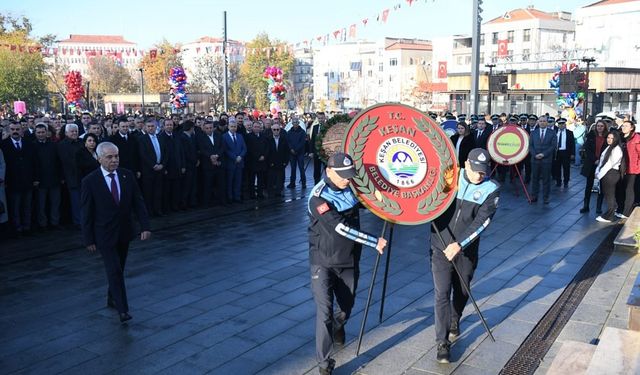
1, 0, 434, 60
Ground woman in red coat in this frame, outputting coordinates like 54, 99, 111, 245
617, 120, 640, 218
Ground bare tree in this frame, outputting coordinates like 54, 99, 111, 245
190, 54, 240, 112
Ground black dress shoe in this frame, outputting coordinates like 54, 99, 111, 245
436, 343, 450, 363
119, 312, 132, 323
286, 184, 295, 189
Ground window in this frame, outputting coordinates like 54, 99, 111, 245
457, 56, 464, 65
330, 72, 334, 79
506, 50, 512, 58
465, 55, 471, 65
507, 30, 514, 43
480, 52, 484, 64
409, 57, 414, 65
480, 34, 485, 45
523, 29, 531, 42
340, 72, 345, 79
389, 58, 398, 66
368, 58, 373, 66
563, 32, 568, 43
522, 49, 530, 61
491, 51, 497, 63
367, 70, 373, 77
379, 62, 384, 72
492, 32, 499, 44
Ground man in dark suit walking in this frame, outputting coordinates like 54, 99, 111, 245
81, 141, 150, 323
530, 116, 557, 204
222, 121, 247, 203
552, 118, 575, 188
137, 120, 168, 216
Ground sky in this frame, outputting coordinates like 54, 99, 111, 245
4, 0, 592, 48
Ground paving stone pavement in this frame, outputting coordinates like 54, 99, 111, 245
0, 165, 630, 375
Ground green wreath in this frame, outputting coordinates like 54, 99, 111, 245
348, 116, 403, 216
414, 117, 454, 215
315, 113, 352, 164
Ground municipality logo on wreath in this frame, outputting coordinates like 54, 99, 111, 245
377, 137, 427, 188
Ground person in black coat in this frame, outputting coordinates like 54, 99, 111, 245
159, 119, 185, 212
136, 120, 168, 216
57, 124, 83, 227
245, 121, 270, 199
267, 123, 290, 197
552, 118, 575, 188
81, 141, 151, 323
109, 119, 138, 175
450, 122, 475, 167
33, 124, 62, 229
180, 120, 199, 209
0, 122, 37, 234
472, 118, 491, 150
76, 133, 101, 182
580, 121, 607, 213
196, 121, 225, 206
286, 117, 308, 188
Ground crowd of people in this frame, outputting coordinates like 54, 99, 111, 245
0, 110, 328, 238
445, 111, 638, 223
0, 108, 637, 239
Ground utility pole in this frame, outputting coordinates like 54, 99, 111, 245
222, 11, 229, 112
581, 57, 595, 124
138, 68, 145, 115
85, 81, 90, 112
470, 0, 483, 114
485, 63, 495, 115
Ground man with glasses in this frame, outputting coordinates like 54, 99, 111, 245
530, 116, 557, 204
267, 124, 289, 197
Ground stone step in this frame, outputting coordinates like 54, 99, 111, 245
613, 207, 640, 253
585, 327, 640, 375
546, 341, 596, 375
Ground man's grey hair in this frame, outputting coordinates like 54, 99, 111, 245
97, 142, 119, 158
65, 123, 78, 133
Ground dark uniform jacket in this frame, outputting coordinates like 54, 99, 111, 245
431, 170, 500, 255
308, 178, 378, 268
245, 132, 270, 172
34, 140, 62, 188
0, 137, 37, 192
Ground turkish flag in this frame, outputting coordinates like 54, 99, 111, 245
382, 9, 390, 23
149, 49, 157, 59
437, 61, 447, 79
498, 39, 509, 58
349, 24, 357, 39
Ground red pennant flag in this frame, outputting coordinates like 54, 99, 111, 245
362, 18, 369, 26
437, 61, 447, 79
406, 0, 414, 5
498, 39, 509, 58
61, 47, 67, 55
149, 49, 157, 59
215, 46, 220, 52
382, 9, 390, 23
196, 47, 201, 53
349, 24, 357, 38
173, 48, 179, 54
53, 48, 58, 55
316, 36, 322, 42
303, 40, 308, 45
333, 30, 341, 39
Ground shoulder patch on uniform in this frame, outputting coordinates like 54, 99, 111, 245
317, 202, 330, 215
313, 182, 325, 197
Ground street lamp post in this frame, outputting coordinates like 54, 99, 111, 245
581, 57, 595, 123
85, 81, 90, 112
138, 68, 145, 115
485, 63, 495, 115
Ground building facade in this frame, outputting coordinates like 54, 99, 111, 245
52, 34, 141, 77
180, 36, 245, 82
312, 38, 432, 112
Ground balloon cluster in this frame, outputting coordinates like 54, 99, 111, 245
64, 71, 84, 112
263, 66, 286, 115
169, 67, 188, 110
549, 63, 587, 115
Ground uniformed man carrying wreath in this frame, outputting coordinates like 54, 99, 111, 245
430, 148, 501, 363
307, 152, 387, 375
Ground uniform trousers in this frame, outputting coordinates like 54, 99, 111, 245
310, 264, 359, 370
431, 246, 477, 344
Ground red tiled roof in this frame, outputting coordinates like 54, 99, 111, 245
485, 8, 558, 24
386, 42, 432, 51
584, 0, 637, 7
59, 35, 135, 45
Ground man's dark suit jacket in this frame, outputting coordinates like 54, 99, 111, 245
245, 132, 270, 172
473, 128, 492, 150
159, 132, 186, 179
0, 137, 36, 192
109, 133, 138, 173
196, 132, 223, 172
137, 133, 168, 175
81, 167, 150, 249
34, 140, 62, 188
268, 136, 290, 169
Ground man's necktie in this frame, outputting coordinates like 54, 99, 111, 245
559, 130, 563, 149
15, 142, 20, 151
232, 134, 236, 143
108, 173, 119, 205
540, 130, 545, 142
